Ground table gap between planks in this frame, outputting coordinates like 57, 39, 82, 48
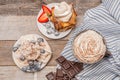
0, 0, 100, 80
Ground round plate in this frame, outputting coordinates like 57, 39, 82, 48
37, 3, 72, 39
12, 34, 52, 72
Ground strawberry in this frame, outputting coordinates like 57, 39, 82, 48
42, 5, 52, 16
38, 12, 49, 23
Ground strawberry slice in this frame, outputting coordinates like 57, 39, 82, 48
38, 12, 49, 23
42, 5, 52, 16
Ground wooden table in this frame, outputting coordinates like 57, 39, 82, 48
0, 0, 100, 80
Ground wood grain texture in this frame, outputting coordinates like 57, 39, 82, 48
0, 15, 83, 40
0, 16, 40, 40
0, 66, 56, 80
0, 66, 34, 80
0, 40, 67, 66
0, 0, 100, 15
36, 66, 56, 80
0, 0, 34, 4
0, 0, 101, 80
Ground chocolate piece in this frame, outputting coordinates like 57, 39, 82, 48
46, 69, 77, 80
68, 68, 76, 78
72, 62, 83, 73
63, 74, 70, 80
56, 56, 65, 63
62, 61, 71, 69
46, 72, 54, 80
55, 69, 70, 80
46, 56, 82, 80
55, 69, 64, 79
71, 78, 77, 80
56, 69, 64, 77
56, 56, 83, 79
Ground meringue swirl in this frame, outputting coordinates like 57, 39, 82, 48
54, 2, 73, 22
73, 30, 106, 64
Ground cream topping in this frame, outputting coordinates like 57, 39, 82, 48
73, 30, 106, 64
54, 2, 73, 22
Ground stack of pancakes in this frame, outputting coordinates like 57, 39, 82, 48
50, 2, 77, 32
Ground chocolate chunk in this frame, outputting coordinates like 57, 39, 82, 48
56, 56, 66, 63
56, 69, 64, 77
46, 69, 77, 80
46, 72, 54, 80
68, 61, 83, 73
71, 78, 77, 80
55, 69, 68, 80
56, 56, 83, 79
63, 74, 70, 80
70, 61, 76, 65
68, 68, 76, 78
46, 56, 82, 80
62, 61, 71, 69
73, 62, 83, 73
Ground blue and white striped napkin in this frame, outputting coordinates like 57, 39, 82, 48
60, 0, 120, 80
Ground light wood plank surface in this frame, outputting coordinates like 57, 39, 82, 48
0, 66, 34, 80
0, 15, 84, 40
36, 66, 56, 80
0, 0, 101, 80
0, 0, 100, 15
0, 66, 56, 80
0, 40, 67, 66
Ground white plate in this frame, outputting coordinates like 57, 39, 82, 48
37, 3, 72, 39
12, 34, 52, 72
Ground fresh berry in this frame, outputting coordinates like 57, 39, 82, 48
42, 5, 52, 16
38, 12, 49, 23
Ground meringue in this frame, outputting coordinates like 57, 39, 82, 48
73, 30, 106, 64
54, 2, 73, 22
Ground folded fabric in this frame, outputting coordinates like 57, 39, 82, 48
60, 0, 120, 80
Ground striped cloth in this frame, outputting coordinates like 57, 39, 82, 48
60, 0, 120, 80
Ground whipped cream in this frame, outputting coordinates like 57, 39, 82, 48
54, 2, 73, 22
73, 30, 106, 64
